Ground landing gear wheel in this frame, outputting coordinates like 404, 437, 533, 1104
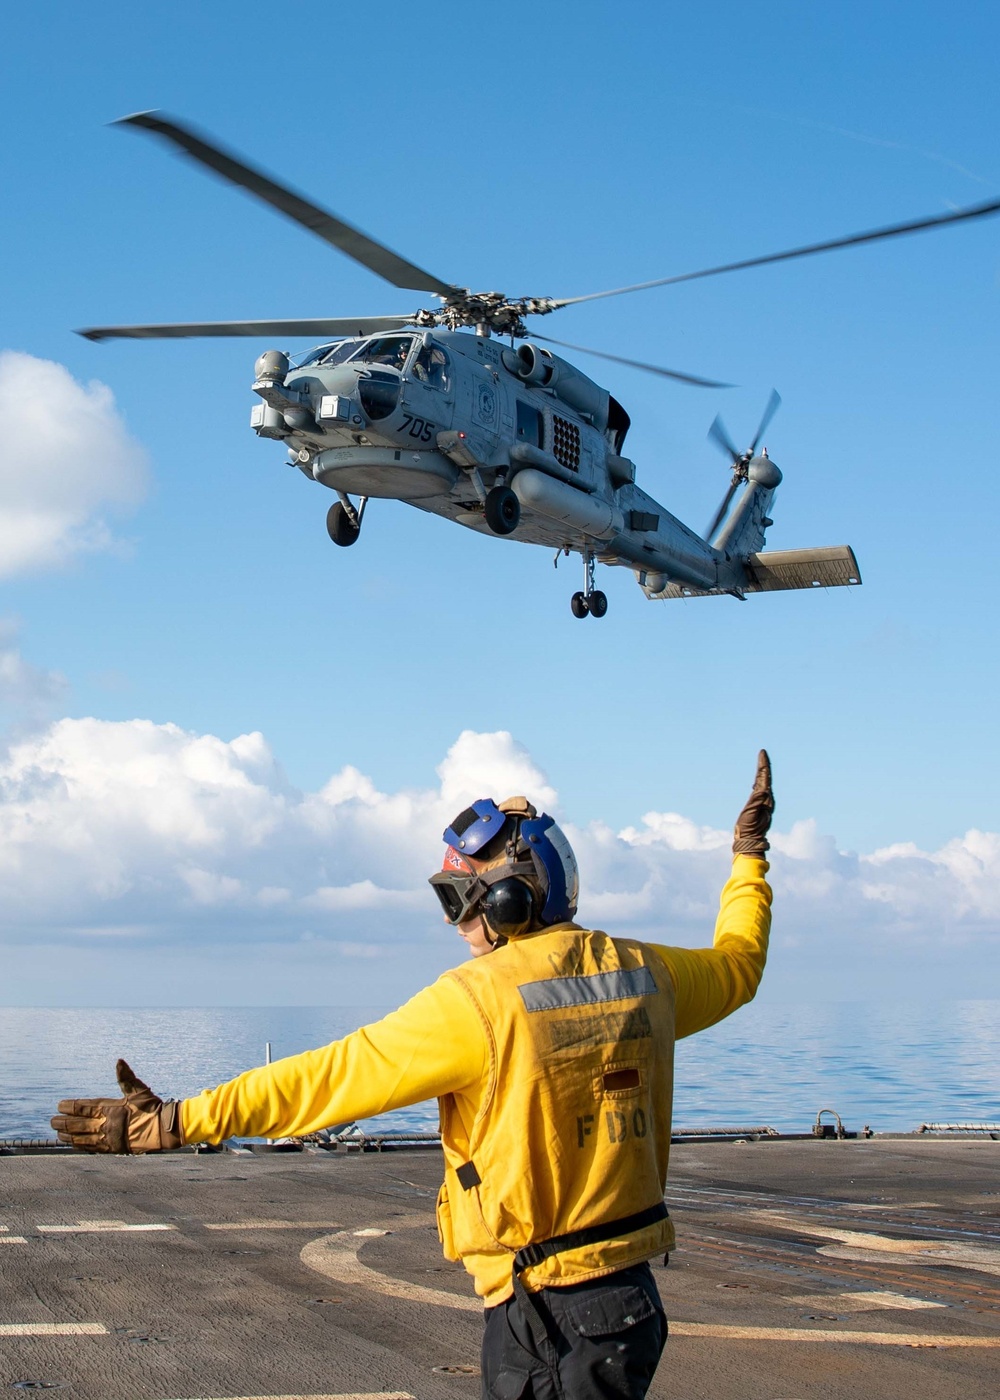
484, 486, 520, 536
588, 590, 608, 618
326, 501, 360, 547
570, 591, 590, 619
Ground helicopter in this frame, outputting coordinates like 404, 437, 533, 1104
80, 113, 1000, 618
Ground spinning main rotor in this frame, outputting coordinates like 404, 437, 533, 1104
80, 110, 1000, 392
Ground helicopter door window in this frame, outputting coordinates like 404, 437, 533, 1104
607, 395, 631, 453
350, 335, 414, 372
411, 343, 450, 390
516, 401, 543, 448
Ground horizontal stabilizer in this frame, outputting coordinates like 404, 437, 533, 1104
745, 545, 862, 592
653, 546, 862, 600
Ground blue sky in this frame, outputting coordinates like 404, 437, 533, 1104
1, 2, 998, 1004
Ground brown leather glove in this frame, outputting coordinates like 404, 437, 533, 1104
51, 1059, 183, 1154
732, 749, 774, 856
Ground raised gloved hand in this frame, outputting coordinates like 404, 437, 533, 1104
51, 1058, 183, 1154
732, 749, 774, 856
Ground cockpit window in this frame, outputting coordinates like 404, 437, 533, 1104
321, 341, 360, 368
295, 341, 359, 368
296, 344, 335, 367
349, 335, 414, 371
411, 342, 450, 390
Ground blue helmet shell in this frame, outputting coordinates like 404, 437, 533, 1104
521, 814, 579, 925
440, 799, 580, 928
443, 798, 507, 855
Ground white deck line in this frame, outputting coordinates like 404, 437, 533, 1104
36, 1221, 176, 1233
0, 1322, 108, 1336
671, 1322, 1000, 1346
203, 1220, 342, 1230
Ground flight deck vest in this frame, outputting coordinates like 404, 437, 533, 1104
436, 923, 677, 1303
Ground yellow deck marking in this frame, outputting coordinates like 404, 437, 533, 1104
36, 1220, 176, 1234
671, 1322, 999, 1346
0, 1236, 28, 1244
203, 1220, 342, 1231
0, 1322, 108, 1336
787, 1291, 947, 1312
301, 1217, 480, 1313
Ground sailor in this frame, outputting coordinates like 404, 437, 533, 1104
52, 752, 774, 1400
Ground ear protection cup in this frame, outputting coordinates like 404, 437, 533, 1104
482, 877, 535, 940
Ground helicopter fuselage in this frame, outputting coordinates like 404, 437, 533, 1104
251, 327, 750, 595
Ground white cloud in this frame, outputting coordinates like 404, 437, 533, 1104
0, 619, 68, 721
0, 720, 996, 984
436, 729, 558, 815
0, 722, 556, 943
0, 351, 148, 577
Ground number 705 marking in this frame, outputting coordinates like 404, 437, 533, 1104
400, 413, 435, 443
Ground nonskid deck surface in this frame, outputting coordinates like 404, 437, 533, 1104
1, 1139, 998, 1399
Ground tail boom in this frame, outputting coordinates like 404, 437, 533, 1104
644, 545, 862, 600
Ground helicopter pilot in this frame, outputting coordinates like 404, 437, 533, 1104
366, 336, 412, 371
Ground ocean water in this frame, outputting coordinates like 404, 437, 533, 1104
1, 999, 997, 1140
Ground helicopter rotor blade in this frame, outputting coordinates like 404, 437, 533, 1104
705, 479, 741, 543
530, 334, 731, 388
77, 315, 417, 343
707, 413, 742, 464
750, 388, 781, 454
115, 112, 462, 300
548, 194, 1000, 309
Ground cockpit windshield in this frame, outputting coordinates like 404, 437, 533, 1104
295, 341, 360, 369
349, 335, 414, 372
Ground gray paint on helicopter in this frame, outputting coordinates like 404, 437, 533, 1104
258, 327, 788, 598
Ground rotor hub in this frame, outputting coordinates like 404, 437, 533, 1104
421, 292, 560, 338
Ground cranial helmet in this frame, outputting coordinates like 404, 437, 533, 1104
428, 796, 580, 942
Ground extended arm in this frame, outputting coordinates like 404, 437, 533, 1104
651, 854, 771, 1038
182, 976, 485, 1143
650, 750, 774, 1039
53, 975, 487, 1151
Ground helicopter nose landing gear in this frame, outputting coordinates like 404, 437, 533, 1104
570, 552, 608, 618
326, 493, 367, 547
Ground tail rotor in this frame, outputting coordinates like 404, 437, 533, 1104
705, 389, 781, 541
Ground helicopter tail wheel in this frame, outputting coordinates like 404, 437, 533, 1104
484, 485, 520, 535
326, 501, 361, 547
588, 589, 608, 618
570, 591, 590, 619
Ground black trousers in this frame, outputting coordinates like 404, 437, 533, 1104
481, 1263, 667, 1400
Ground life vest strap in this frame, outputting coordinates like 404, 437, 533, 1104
513, 1201, 669, 1274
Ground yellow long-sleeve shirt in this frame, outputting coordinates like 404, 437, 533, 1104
181, 855, 771, 1145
